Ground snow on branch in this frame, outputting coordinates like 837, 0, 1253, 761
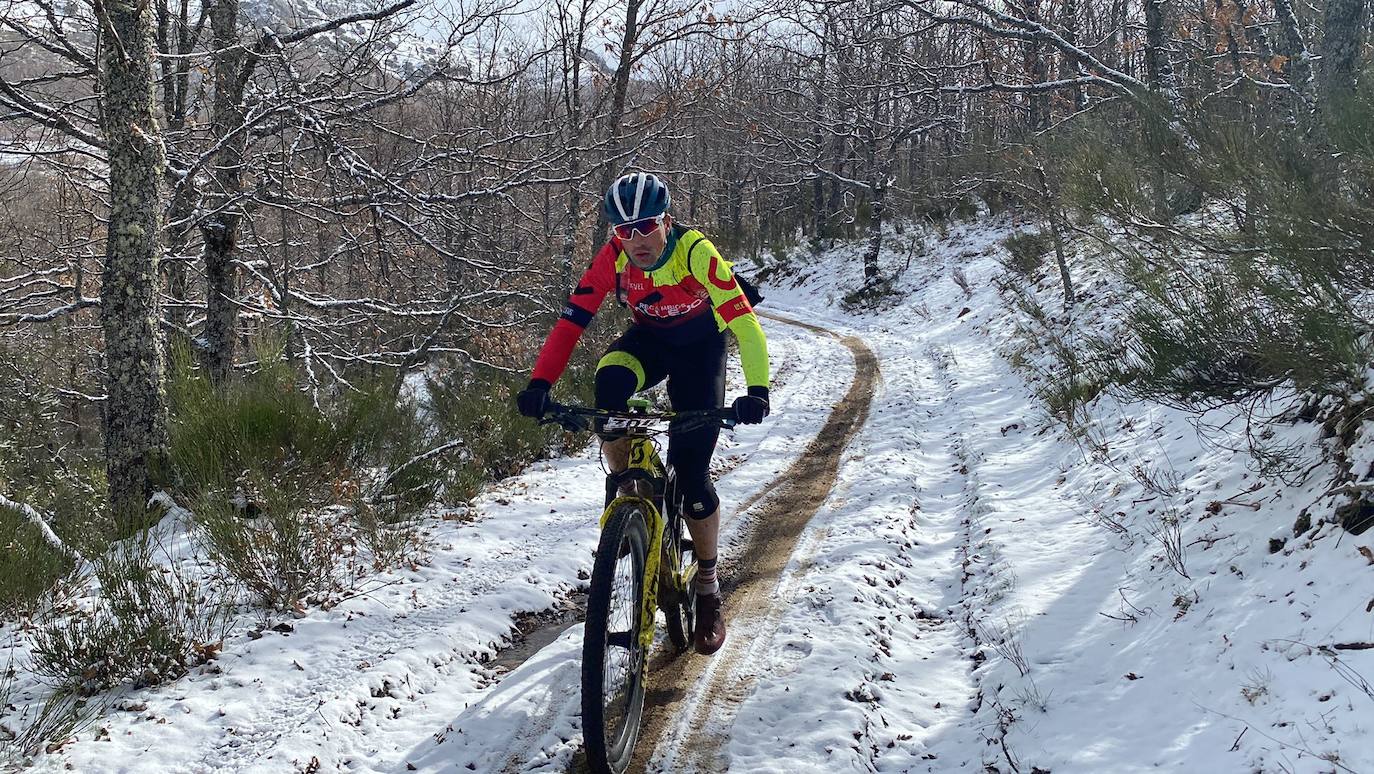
0, 492, 80, 561
367, 439, 467, 503
0, 298, 100, 326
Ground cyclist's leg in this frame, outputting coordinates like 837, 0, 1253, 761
664, 332, 727, 566
664, 332, 728, 653
595, 327, 667, 474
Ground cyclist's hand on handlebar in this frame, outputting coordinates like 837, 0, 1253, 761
732, 386, 770, 424
516, 379, 552, 418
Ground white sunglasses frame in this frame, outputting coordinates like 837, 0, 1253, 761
613, 213, 667, 240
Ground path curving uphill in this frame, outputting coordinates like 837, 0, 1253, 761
615, 313, 880, 774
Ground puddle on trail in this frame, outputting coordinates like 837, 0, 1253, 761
489, 591, 588, 675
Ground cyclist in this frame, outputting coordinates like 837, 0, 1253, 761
516, 172, 771, 655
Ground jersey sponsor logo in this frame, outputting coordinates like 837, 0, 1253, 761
636, 298, 706, 319
718, 295, 752, 324
561, 302, 594, 328
707, 254, 737, 291
621, 270, 710, 321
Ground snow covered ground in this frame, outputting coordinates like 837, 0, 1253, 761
7, 213, 1374, 773
728, 217, 1374, 774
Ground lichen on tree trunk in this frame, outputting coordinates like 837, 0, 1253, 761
98, 0, 171, 516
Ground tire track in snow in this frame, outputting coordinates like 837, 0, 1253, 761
630, 315, 879, 774
720, 330, 989, 773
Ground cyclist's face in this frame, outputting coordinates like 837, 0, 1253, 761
623, 214, 671, 269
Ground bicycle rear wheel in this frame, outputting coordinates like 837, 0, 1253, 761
662, 518, 697, 652
582, 502, 650, 774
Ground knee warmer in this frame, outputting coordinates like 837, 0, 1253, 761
678, 477, 719, 520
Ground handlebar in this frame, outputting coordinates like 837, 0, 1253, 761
537, 402, 738, 435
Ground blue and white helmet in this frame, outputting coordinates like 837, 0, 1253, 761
604, 172, 671, 225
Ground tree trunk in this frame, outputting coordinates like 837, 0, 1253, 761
157, 0, 198, 338
1024, 0, 1049, 131
200, 0, 249, 383
558, 0, 590, 289
1033, 166, 1075, 310
1058, 0, 1086, 112
592, 0, 643, 238
1319, 0, 1366, 104
1144, 0, 1182, 113
811, 35, 830, 248
98, 0, 171, 516
862, 162, 888, 282
163, 183, 196, 333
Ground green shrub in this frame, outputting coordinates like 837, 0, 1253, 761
0, 340, 107, 566
1036, 363, 1108, 426
167, 346, 344, 500
193, 485, 349, 610
354, 499, 423, 570
167, 340, 593, 597
1118, 267, 1369, 408
0, 679, 107, 764
840, 276, 900, 312
1041, 82, 1374, 414
424, 364, 586, 504
165, 332, 604, 600
0, 507, 74, 617
1000, 231, 1052, 278
28, 535, 232, 695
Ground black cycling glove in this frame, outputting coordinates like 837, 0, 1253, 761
732, 386, 770, 424
516, 379, 551, 418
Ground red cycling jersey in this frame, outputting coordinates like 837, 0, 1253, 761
530, 226, 769, 388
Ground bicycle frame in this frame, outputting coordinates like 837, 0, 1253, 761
540, 401, 735, 651
603, 435, 667, 651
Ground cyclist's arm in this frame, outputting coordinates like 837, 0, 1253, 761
689, 239, 770, 389
530, 241, 617, 386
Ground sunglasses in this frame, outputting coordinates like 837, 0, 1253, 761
612, 214, 666, 241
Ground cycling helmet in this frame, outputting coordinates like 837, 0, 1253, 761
604, 172, 671, 225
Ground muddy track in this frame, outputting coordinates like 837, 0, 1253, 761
601, 313, 880, 773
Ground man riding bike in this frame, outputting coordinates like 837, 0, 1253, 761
515, 171, 771, 655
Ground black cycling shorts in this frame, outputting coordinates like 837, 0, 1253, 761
594, 325, 725, 519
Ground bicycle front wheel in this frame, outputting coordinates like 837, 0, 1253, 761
582, 502, 650, 774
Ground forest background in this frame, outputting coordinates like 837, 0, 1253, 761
1, 0, 1372, 749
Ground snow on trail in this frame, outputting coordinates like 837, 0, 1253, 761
714, 224, 1029, 772
639, 320, 876, 774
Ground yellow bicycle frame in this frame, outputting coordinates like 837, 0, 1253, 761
599, 435, 665, 651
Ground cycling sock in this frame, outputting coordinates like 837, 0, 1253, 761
696, 556, 719, 596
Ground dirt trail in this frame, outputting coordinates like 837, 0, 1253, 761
620, 313, 879, 773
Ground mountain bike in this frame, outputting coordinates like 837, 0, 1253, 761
539, 398, 737, 774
